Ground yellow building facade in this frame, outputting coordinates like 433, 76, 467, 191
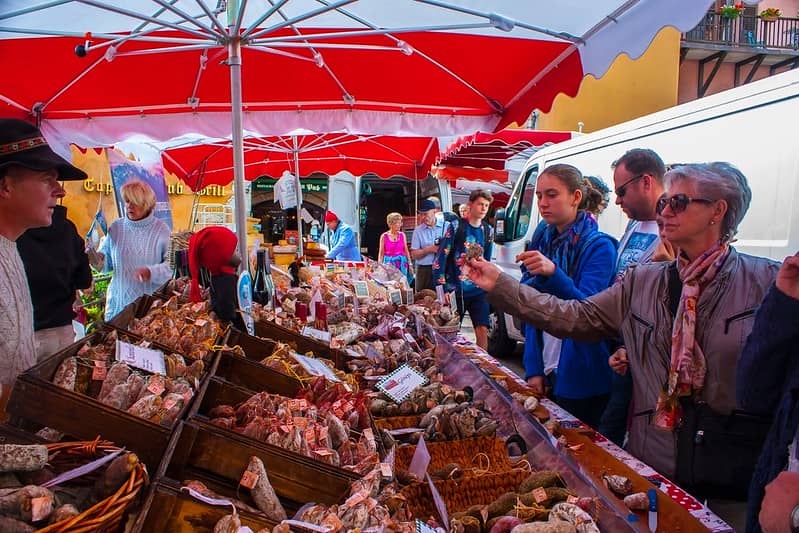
535, 28, 682, 133
61, 146, 232, 239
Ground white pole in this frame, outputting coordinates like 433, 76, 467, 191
292, 135, 304, 258
228, 3, 249, 271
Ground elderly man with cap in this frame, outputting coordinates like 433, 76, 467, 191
324, 210, 361, 261
411, 199, 441, 292
0, 118, 87, 398
188, 226, 246, 331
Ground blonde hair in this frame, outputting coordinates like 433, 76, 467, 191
121, 180, 156, 215
386, 212, 403, 225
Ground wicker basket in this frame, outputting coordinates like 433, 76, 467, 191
401, 470, 531, 519
395, 436, 513, 474
373, 415, 422, 431
36, 439, 149, 533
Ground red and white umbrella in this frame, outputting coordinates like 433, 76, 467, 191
0, 0, 713, 259
161, 133, 440, 191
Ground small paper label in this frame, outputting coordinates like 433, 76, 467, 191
240, 469, 259, 489
416, 519, 437, 533
31, 496, 53, 522
195, 318, 208, 327
302, 326, 332, 344
291, 352, 341, 382
533, 487, 548, 503
305, 427, 316, 445
92, 360, 107, 381
163, 398, 177, 411
293, 417, 308, 429
181, 486, 234, 507
147, 380, 165, 396
353, 280, 370, 298
435, 285, 445, 303
318, 426, 329, 442
389, 289, 402, 305
363, 427, 374, 443
345, 490, 369, 507
313, 447, 335, 457
448, 291, 458, 313
408, 434, 431, 479
380, 462, 392, 478
116, 339, 166, 375
376, 364, 429, 403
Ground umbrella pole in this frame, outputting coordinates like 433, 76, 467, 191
292, 135, 304, 258
229, 36, 249, 272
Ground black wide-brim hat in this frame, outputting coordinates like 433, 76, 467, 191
0, 119, 87, 181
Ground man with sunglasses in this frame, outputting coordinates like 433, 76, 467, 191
598, 148, 667, 447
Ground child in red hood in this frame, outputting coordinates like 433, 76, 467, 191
188, 226, 246, 331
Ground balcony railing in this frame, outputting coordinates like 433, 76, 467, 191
683, 13, 799, 50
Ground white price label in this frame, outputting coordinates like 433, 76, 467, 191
353, 280, 370, 298
115, 339, 166, 375
376, 364, 428, 403
291, 352, 340, 382
302, 326, 332, 344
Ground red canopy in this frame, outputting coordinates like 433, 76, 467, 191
432, 130, 575, 183
161, 134, 440, 192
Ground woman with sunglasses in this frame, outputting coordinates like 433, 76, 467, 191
465, 163, 778, 503
518, 164, 618, 428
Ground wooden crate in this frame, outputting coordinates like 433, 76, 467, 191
254, 319, 345, 370
131, 479, 276, 533
6, 328, 219, 473
214, 351, 303, 396
167, 417, 358, 508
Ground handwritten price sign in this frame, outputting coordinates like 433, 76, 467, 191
115, 340, 166, 375
376, 364, 428, 403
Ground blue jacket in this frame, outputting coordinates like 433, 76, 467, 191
737, 285, 799, 533
326, 222, 361, 261
523, 229, 617, 400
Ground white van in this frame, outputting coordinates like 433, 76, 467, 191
488, 68, 799, 355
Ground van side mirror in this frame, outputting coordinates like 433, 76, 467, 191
494, 208, 506, 243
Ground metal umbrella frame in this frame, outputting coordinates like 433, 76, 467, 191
0, 0, 714, 263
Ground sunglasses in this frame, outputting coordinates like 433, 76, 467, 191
656, 193, 715, 215
614, 174, 644, 197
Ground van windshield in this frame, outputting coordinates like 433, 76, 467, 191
504, 165, 538, 241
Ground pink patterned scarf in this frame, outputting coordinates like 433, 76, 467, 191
653, 242, 730, 430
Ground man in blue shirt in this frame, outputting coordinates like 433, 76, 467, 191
433, 190, 494, 350
324, 210, 361, 261
411, 199, 439, 292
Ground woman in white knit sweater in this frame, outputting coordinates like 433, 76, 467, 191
93, 180, 171, 320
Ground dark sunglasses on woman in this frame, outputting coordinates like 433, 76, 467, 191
656, 193, 714, 215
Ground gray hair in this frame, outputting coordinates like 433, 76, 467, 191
664, 162, 751, 241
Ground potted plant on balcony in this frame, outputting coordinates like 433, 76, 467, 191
759, 7, 782, 22
719, 3, 744, 18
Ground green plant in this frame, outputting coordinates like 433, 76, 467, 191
759, 7, 782, 18
719, 3, 744, 18
81, 270, 111, 333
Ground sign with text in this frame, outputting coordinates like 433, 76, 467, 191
376, 364, 428, 403
301, 326, 332, 344
353, 280, 370, 298
115, 340, 166, 375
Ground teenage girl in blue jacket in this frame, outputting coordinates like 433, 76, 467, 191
520, 164, 617, 428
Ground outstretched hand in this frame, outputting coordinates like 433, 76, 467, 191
776, 252, 799, 301
465, 257, 502, 292
515, 250, 556, 277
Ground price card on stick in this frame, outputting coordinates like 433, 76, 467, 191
115, 339, 166, 375
376, 364, 428, 403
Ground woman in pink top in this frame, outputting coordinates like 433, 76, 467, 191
378, 212, 413, 283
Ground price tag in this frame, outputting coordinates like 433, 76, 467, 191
389, 289, 402, 305
435, 285, 445, 303
448, 291, 458, 313
318, 426, 329, 443
240, 469, 259, 489
31, 496, 53, 522
532, 487, 548, 503
147, 379, 165, 396
408, 434, 431, 480
426, 473, 449, 530
353, 280, 370, 298
181, 486, 233, 507
376, 364, 428, 403
195, 318, 208, 327
313, 448, 335, 457
380, 462, 393, 478
345, 489, 369, 507
302, 326, 332, 344
116, 339, 166, 375
304, 427, 316, 445
291, 352, 341, 382
404, 288, 414, 305
416, 519, 438, 533
92, 360, 107, 381
293, 417, 308, 429
163, 398, 177, 411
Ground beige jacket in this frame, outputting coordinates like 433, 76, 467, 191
488, 248, 779, 478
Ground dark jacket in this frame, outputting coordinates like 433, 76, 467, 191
737, 285, 799, 533
17, 205, 92, 330
210, 273, 247, 332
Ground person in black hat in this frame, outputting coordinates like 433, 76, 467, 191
410, 198, 440, 292
0, 118, 87, 398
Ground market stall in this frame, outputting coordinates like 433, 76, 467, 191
0, 260, 731, 532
